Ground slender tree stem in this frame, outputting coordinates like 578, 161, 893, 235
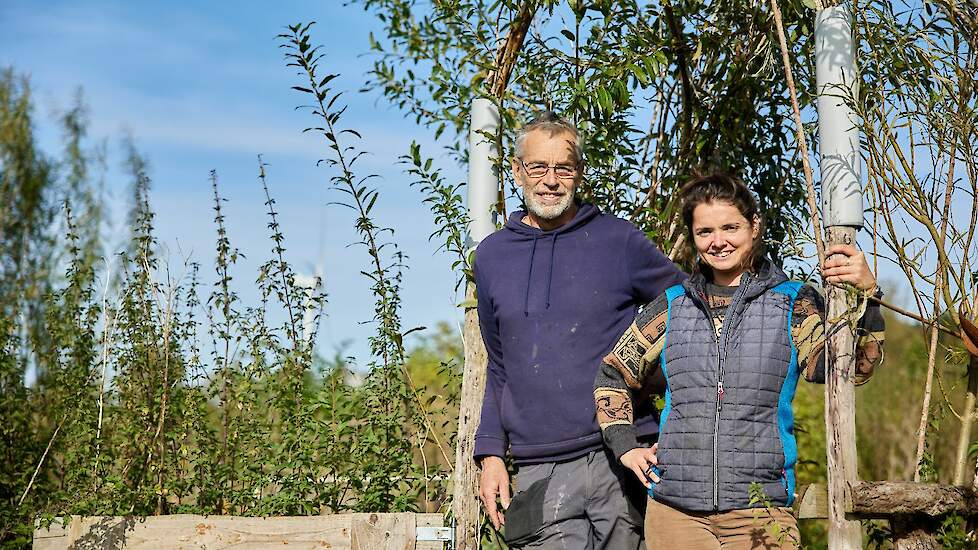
93, 258, 113, 479
19, 417, 65, 507
769, 0, 826, 266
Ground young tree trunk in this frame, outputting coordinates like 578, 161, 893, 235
452, 284, 489, 550
953, 357, 978, 485
825, 226, 863, 549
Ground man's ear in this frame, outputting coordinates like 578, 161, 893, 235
511, 157, 523, 187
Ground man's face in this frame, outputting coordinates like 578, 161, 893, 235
511, 129, 582, 223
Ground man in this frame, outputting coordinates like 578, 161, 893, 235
473, 111, 686, 549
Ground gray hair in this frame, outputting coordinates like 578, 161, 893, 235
514, 111, 583, 164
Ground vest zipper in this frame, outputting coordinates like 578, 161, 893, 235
704, 274, 752, 511
712, 336, 722, 510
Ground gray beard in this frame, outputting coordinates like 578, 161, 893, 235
525, 192, 575, 221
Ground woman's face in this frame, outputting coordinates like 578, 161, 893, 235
691, 200, 759, 285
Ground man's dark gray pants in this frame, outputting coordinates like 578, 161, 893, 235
511, 449, 644, 549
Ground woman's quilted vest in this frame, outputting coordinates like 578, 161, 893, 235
650, 264, 803, 512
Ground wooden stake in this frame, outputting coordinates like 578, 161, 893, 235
452, 284, 490, 550
825, 226, 863, 549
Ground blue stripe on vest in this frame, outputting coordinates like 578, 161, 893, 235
649, 284, 687, 499
771, 280, 803, 506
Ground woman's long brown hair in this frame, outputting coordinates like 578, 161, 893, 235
679, 172, 766, 279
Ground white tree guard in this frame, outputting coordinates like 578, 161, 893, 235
817, 5, 863, 228
467, 98, 501, 245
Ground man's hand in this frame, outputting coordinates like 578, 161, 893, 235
821, 244, 877, 291
620, 444, 659, 488
479, 456, 511, 530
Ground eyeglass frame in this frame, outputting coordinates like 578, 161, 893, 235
516, 158, 582, 181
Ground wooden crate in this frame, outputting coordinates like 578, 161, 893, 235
33, 512, 447, 550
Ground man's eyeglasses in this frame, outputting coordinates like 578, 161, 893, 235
518, 159, 579, 180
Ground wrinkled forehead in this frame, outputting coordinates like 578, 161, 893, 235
519, 128, 579, 162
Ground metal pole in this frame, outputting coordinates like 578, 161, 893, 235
817, 5, 863, 549
452, 98, 500, 550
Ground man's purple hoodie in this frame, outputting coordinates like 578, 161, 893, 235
474, 202, 686, 465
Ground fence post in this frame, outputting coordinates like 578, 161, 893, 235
816, 5, 863, 549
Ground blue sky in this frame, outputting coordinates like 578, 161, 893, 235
1, 1, 950, 372
1, 0, 467, 366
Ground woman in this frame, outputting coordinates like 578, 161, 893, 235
593, 173, 884, 549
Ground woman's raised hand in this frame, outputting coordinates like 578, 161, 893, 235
821, 244, 877, 292
620, 443, 659, 488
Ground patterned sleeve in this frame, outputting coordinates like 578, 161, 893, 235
594, 294, 670, 460
602, 294, 670, 390
793, 284, 885, 385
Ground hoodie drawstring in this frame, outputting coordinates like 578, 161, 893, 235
545, 233, 557, 310
524, 234, 539, 317
524, 233, 559, 316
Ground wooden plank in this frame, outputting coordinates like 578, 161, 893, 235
415, 513, 446, 550
33, 513, 445, 550
34, 515, 353, 550
792, 482, 978, 520
795, 484, 829, 520
890, 515, 942, 550
351, 513, 413, 550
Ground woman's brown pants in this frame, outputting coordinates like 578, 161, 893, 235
644, 498, 801, 550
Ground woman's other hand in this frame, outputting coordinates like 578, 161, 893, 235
620, 443, 659, 488
821, 244, 877, 291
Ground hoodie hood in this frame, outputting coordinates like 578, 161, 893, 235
505, 202, 600, 316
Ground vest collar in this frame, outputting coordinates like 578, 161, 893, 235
684, 258, 788, 301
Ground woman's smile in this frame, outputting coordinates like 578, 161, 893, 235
691, 200, 760, 286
